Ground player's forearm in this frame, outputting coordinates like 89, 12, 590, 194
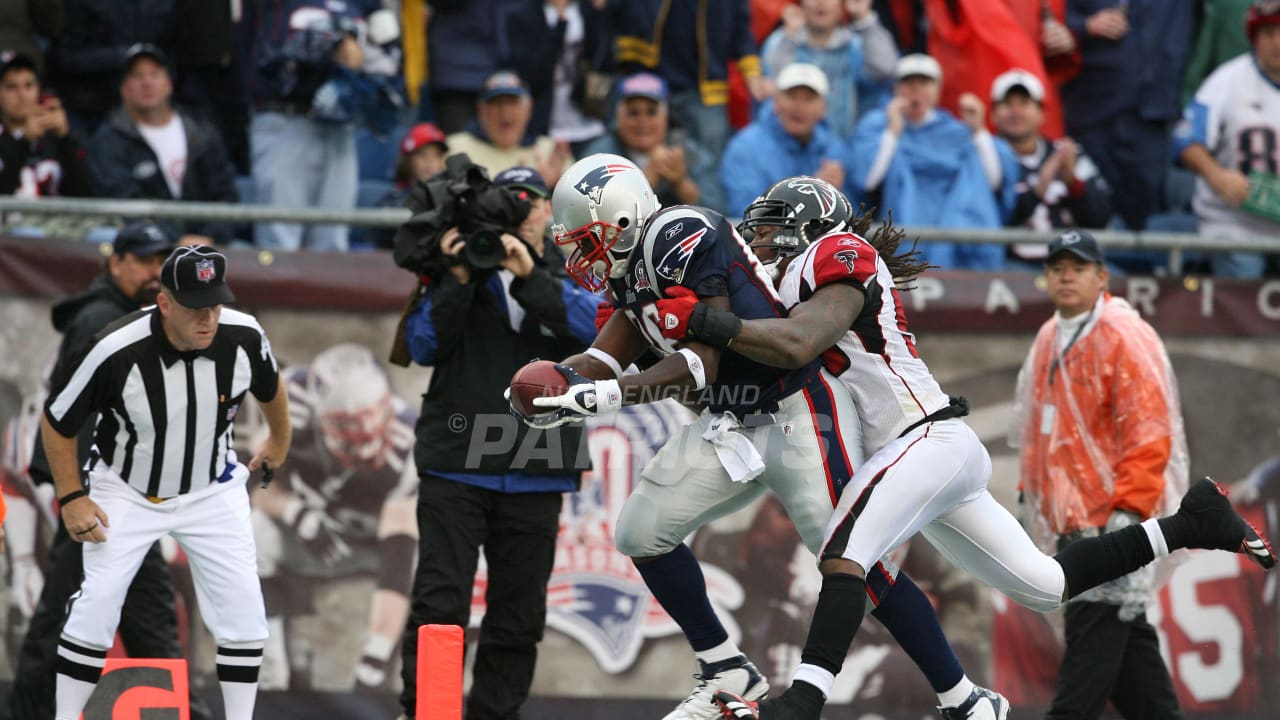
728, 318, 825, 369
1179, 143, 1224, 181
259, 380, 293, 462
40, 414, 85, 498
617, 346, 719, 405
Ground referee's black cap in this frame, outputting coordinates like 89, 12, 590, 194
161, 246, 236, 308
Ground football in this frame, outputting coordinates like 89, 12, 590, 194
508, 360, 570, 418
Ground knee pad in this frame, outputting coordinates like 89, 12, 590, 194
613, 494, 678, 558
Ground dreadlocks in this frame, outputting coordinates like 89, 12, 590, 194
848, 208, 933, 290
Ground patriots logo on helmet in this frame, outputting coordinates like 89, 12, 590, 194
575, 163, 633, 204
655, 228, 706, 281
786, 178, 839, 217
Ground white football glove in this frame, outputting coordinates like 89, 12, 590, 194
530, 364, 624, 423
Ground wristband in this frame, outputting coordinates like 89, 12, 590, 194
58, 489, 88, 506
585, 347, 624, 379
676, 348, 707, 390
687, 303, 743, 348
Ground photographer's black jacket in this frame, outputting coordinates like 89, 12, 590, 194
405, 242, 598, 489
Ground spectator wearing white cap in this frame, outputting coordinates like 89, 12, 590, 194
991, 68, 1112, 270
719, 62, 846, 217
761, 0, 899, 138
445, 69, 573, 190
846, 53, 1017, 271
580, 72, 725, 212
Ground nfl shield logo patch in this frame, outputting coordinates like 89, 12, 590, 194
195, 258, 216, 283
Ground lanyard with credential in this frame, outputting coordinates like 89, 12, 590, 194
1040, 306, 1093, 435
1047, 306, 1094, 389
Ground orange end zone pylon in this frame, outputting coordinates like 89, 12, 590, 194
417, 623, 464, 720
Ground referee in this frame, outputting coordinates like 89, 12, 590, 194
40, 246, 292, 720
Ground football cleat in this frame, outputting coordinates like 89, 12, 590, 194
714, 690, 760, 719
938, 687, 1010, 720
663, 655, 769, 720
1180, 477, 1277, 570
713, 685, 822, 720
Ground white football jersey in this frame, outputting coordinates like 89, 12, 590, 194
1178, 53, 1280, 237
778, 231, 950, 456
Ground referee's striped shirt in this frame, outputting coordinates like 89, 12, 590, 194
44, 306, 280, 498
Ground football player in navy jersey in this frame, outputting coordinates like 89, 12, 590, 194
517, 155, 998, 720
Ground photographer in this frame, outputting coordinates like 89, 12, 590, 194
0, 51, 90, 200
394, 164, 597, 720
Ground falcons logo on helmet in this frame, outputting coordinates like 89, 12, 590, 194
575, 163, 633, 204
786, 177, 840, 217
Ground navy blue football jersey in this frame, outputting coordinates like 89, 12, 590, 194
607, 205, 819, 415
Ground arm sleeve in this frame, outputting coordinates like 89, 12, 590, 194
52, 133, 92, 197
1065, 0, 1090, 40
508, 266, 598, 347
405, 275, 476, 366
0, 137, 23, 194
807, 234, 879, 292
1109, 328, 1174, 519
760, 30, 796, 76
44, 342, 111, 438
87, 127, 141, 199
730, 0, 759, 73
1063, 152, 1113, 227
853, 13, 898, 84
862, 130, 899, 191
248, 325, 282, 403
973, 130, 1002, 189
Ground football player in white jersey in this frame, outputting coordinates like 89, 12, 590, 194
651, 176, 1278, 720
1174, 0, 1280, 278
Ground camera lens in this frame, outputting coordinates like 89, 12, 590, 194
463, 230, 507, 269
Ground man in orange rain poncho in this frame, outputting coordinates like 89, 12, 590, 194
1011, 228, 1188, 719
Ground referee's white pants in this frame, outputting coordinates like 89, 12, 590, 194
821, 418, 1067, 612
63, 470, 269, 650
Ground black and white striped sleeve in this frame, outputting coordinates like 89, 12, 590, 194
44, 338, 114, 437
225, 310, 280, 402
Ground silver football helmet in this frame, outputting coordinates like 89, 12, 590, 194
551, 153, 660, 292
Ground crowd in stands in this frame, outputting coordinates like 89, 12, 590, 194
1, 0, 1278, 276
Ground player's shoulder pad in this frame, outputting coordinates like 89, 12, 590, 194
641, 205, 720, 284
808, 232, 879, 288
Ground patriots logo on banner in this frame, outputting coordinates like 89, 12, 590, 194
575, 164, 632, 204
655, 228, 706, 282
195, 258, 216, 283
786, 178, 839, 217
833, 249, 858, 273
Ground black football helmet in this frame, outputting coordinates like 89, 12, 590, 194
738, 176, 853, 275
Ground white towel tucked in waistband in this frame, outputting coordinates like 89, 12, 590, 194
701, 413, 766, 483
